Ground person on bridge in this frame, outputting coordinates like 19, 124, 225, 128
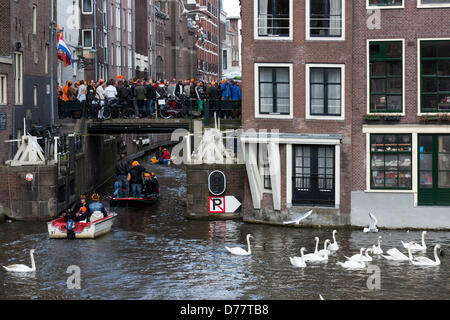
115, 153, 129, 198
88, 193, 108, 218
129, 161, 146, 198
134, 79, 147, 118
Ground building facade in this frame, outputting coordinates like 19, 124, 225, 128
351, 0, 450, 229
221, 16, 241, 79
0, 0, 57, 164
241, 0, 353, 226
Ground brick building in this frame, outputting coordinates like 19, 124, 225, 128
221, 16, 241, 79
351, 0, 450, 229
0, 0, 57, 164
240, 0, 353, 226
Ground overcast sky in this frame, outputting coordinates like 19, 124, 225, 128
222, 0, 241, 17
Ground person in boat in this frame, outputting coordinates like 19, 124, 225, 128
88, 193, 108, 218
160, 148, 171, 164
67, 194, 91, 222
155, 146, 163, 162
129, 160, 146, 198
113, 178, 121, 198
115, 153, 129, 198
142, 172, 159, 198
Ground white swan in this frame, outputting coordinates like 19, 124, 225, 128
337, 252, 366, 270
317, 239, 331, 257
327, 230, 339, 252
345, 248, 373, 262
382, 247, 410, 261
225, 234, 253, 256
2, 249, 36, 272
408, 243, 441, 266
372, 236, 383, 255
283, 210, 313, 225
303, 237, 328, 262
401, 231, 427, 252
363, 212, 379, 233
289, 247, 307, 268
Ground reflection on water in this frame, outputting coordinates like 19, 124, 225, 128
0, 163, 449, 300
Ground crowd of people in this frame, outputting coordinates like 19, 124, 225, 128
57, 76, 242, 119
114, 153, 160, 199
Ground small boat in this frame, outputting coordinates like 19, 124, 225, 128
47, 212, 117, 239
110, 193, 160, 207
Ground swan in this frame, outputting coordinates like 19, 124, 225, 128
337, 252, 366, 270
283, 210, 313, 225
317, 239, 331, 257
303, 237, 328, 262
2, 249, 36, 272
382, 247, 409, 261
363, 212, 379, 233
408, 243, 441, 266
327, 230, 339, 252
401, 231, 427, 252
345, 248, 373, 262
225, 234, 253, 256
289, 247, 307, 268
372, 236, 383, 255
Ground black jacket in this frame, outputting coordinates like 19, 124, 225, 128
129, 165, 145, 184
146, 84, 157, 100
116, 158, 129, 176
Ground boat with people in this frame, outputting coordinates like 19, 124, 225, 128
48, 211, 117, 239
110, 193, 160, 207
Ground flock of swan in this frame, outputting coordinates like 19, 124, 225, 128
225, 228, 442, 270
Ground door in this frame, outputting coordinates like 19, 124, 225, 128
292, 145, 335, 206
418, 135, 450, 205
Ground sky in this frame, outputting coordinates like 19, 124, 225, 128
222, 0, 241, 17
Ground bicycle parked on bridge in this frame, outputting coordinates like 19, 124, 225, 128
91, 98, 136, 120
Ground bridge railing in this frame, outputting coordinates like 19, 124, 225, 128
58, 97, 241, 124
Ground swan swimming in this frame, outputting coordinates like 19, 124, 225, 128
401, 231, 427, 252
289, 247, 307, 268
345, 248, 373, 262
382, 247, 410, 261
372, 236, 383, 255
317, 239, 331, 257
303, 237, 328, 262
337, 252, 366, 270
283, 210, 313, 225
327, 230, 339, 252
408, 243, 441, 266
2, 249, 36, 273
363, 212, 379, 233
225, 234, 254, 256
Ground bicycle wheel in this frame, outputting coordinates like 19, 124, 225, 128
160, 109, 173, 119
102, 106, 112, 119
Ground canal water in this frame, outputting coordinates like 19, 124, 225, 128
0, 160, 449, 300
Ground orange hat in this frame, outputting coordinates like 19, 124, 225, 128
211, 82, 215, 85
144, 173, 151, 177
132, 161, 139, 166
117, 75, 123, 80
91, 193, 100, 201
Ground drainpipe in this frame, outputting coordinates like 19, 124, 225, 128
49, 0, 55, 126
94, 0, 98, 80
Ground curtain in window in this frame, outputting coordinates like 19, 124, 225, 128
327, 69, 341, 114
329, 0, 341, 36
259, 0, 269, 36
311, 69, 324, 114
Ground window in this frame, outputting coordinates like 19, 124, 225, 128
33, 85, 38, 106
82, 0, 93, 14
45, 45, 49, 74
306, 64, 344, 119
0, 75, 6, 105
420, 40, 450, 113
256, 0, 291, 39
307, 0, 344, 40
82, 29, 93, 48
255, 64, 292, 118
367, 0, 403, 8
370, 134, 412, 189
369, 40, 403, 113
32, 5, 37, 34
418, 0, 450, 8
223, 50, 228, 70
14, 52, 23, 105
258, 144, 272, 191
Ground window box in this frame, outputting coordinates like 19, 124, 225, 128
363, 114, 381, 121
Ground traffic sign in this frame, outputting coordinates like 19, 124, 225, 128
25, 173, 34, 182
208, 196, 241, 214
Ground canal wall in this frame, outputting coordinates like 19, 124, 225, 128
186, 164, 245, 220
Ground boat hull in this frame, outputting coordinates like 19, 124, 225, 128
110, 194, 159, 207
47, 213, 117, 239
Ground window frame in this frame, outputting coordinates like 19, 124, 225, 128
0, 74, 7, 105
32, 4, 37, 34
367, 39, 405, 116
14, 52, 23, 105
254, 0, 293, 41
366, 0, 404, 9
254, 63, 293, 119
306, 0, 345, 41
82, 29, 94, 49
417, 0, 450, 8
418, 38, 450, 114
82, 0, 93, 14
306, 63, 345, 120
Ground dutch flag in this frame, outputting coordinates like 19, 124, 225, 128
57, 34, 73, 68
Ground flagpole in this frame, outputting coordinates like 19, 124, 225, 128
49, 0, 55, 126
